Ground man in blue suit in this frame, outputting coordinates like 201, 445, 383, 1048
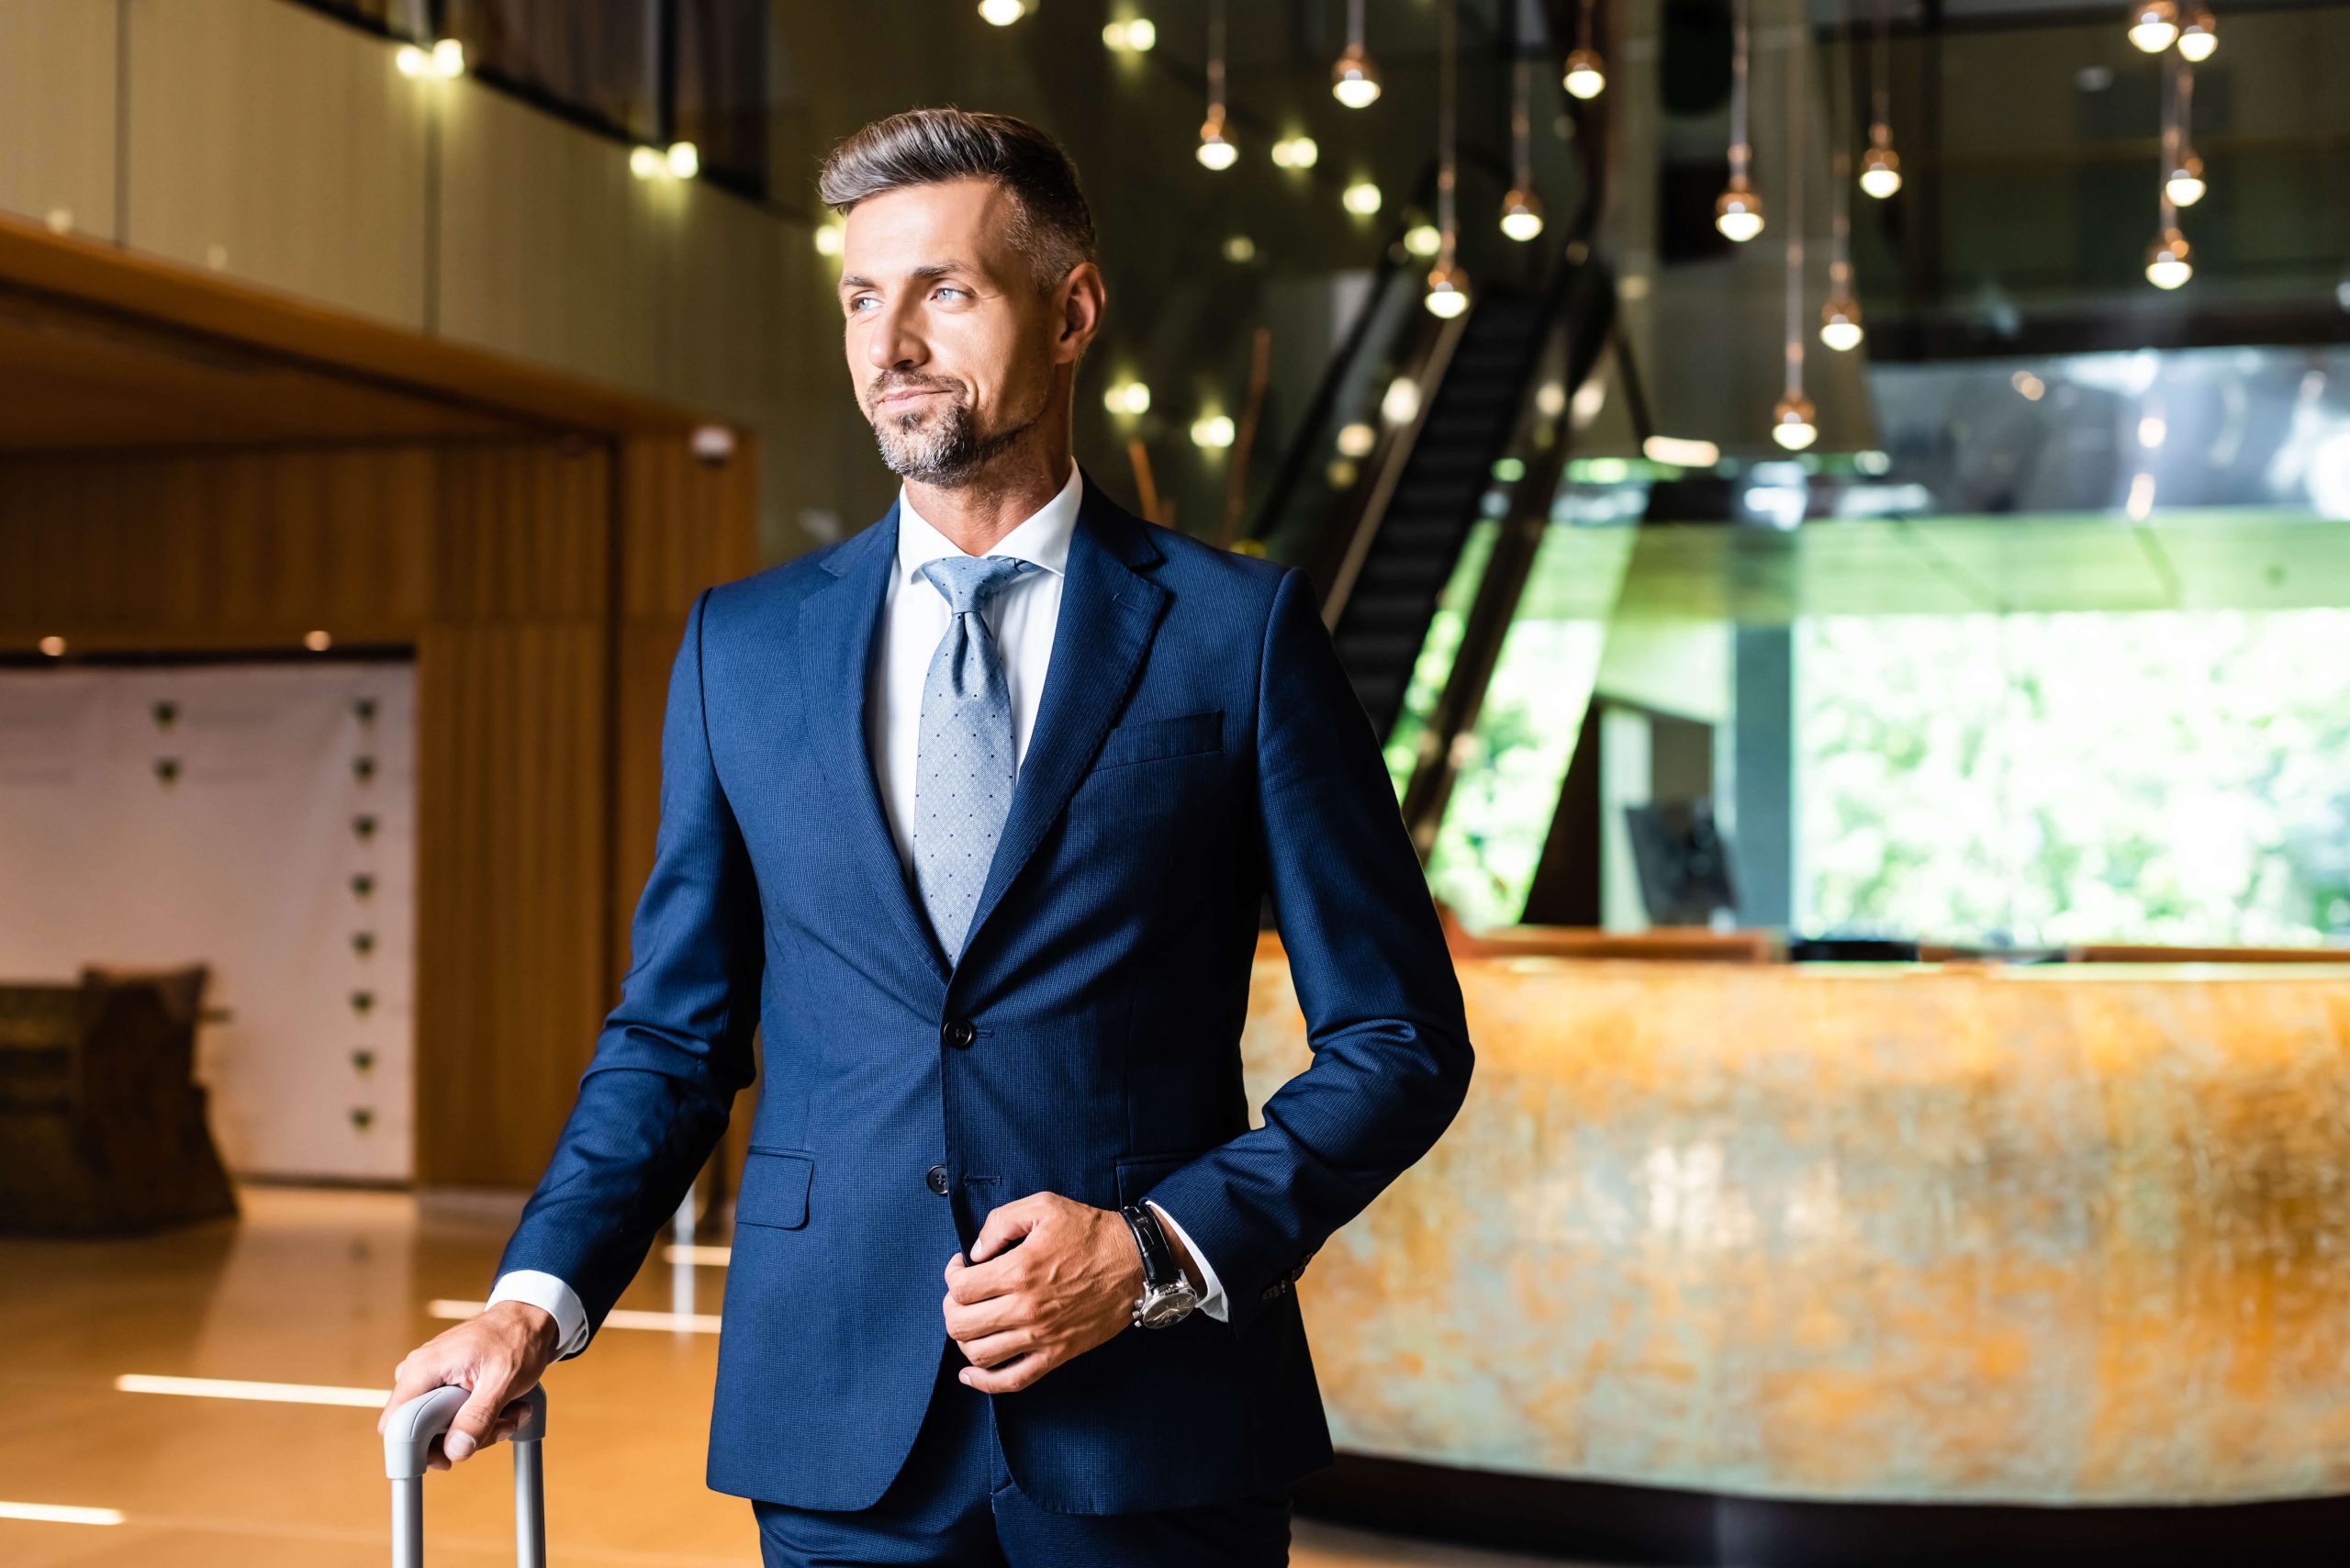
379, 106, 1472, 1566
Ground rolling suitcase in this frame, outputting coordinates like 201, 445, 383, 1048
381, 1383, 549, 1567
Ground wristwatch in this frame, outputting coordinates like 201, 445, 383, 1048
1119, 1203, 1200, 1328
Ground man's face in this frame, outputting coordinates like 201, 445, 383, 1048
838, 177, 1084, 487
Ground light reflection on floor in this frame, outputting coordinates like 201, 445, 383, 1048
0, 1183, 1582, 1567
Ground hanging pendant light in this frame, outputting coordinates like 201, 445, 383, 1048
2164, 62, 2205, 206
2146, 53, 2194, 288
1717, 0, 1764, 241
1332, 0, 1382, 106
1502, 56, 1544, 240
1774, 33, 1817, 452
2177, 4, 2218, 62
1198, 0, 1237, 168
1821, 3, 1864, 352
1860, 0, 1902, 198
1427, 0, 1471, 316
2128, 1, 2179, 52
1563, 0, 1606, 100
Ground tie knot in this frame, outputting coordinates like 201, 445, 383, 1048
918, 554, 1038, 615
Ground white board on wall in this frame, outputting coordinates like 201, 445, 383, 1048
0, 660, 416, 1182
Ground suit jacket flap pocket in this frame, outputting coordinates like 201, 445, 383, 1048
737, 1148, 812, 1229
1094, 708, 1224, 770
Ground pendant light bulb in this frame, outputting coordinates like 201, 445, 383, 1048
1771, 392, 1818, 450
2145, 226, 2192, 289
1563, 49, 1606, 101
2177, 5, 2217, 61
1196, 113, 1237, 171
1424, 261, 1470, 318
1501, 188, 1544, 241
2165, 149, 2206, 207
1332, 44, 1382, 107
1716, 177, 1765, 242
1859, 143, 1902, 199
1820, 296, 1864, 353
2128, 1, 2179, 53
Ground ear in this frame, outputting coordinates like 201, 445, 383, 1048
1054, 262, 1105, 364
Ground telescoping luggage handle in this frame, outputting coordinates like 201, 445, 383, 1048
383, 1383, 548, 1568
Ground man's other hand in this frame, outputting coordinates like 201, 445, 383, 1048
942, 1193, 1151, 1394
375, 1300, 560, 1469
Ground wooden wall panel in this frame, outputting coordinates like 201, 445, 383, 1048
413, 619, 615, 1188
122, 0, 431, 330
0, 446, 437, 645
0, 0, 118, 241
1, 430, 756, 1192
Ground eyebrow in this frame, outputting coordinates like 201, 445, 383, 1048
839, 262, 975, 293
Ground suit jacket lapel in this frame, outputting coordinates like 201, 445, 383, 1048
796, 498, 954, 986
958, 472, 1167, 969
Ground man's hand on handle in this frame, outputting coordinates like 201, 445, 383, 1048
378, 1300, 561, 1469
941, 1193, 1203, 1394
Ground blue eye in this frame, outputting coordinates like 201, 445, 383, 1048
935, 286, 968, 301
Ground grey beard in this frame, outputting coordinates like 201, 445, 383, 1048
869, 395, 1027, 487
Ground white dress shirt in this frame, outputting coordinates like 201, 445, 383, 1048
489, 457, 1226, 1358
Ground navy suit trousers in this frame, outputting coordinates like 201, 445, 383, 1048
752, 1332, 1293, 1566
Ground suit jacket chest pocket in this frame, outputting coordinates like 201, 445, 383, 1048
1071, 707, 1225, 826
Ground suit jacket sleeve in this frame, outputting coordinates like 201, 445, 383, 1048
487, 584, 764, 1359
1131, 564, 1474, 1338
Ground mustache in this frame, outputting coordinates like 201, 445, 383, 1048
869, 377, 959, 405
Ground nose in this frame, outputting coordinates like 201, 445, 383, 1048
864, 296, 928, 381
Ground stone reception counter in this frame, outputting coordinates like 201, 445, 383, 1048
1243, 934, 2350, 1505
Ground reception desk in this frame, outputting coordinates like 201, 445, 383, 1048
1246, 934, 2350, 1506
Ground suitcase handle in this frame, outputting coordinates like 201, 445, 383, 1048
383, 1383, 547, 1568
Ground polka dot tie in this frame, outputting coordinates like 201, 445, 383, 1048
912, 554, 1041, 964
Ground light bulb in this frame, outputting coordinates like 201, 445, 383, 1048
1332, 44, 1381, 107
630, 145, 665, 180
431, 38, 464, 77
813, 223, 844, 256
1104, 381, 1151, 416
2165, 150, 2206, 207
1271, 135, 1319, 169
1197, 115, 1237, 171
1771, 393, 1818, 451
2127, 1, 2178, 53
979, 0, 1026, 25
1191, 413, 1236, 450
1715, 177, 1764, 242
1859, 144, 1902, 199
1337, 421, 1377, 458
2177, 5, 2216, 61
1126, 17, 1156, 50
2145, 227, 2192, 289
1424, 261, 1470, 318
666, 140, 699, 179
1341, 179, 1382, 217
1819, 296, 1864, 352
1404, 223, 1441, 257
395, 44, 429, 77
1562, 49, 1606, 101
1500, 189, 1544, 241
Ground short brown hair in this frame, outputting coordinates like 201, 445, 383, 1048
816, 106, 1097, 295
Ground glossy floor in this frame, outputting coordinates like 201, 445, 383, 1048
0, 1183, 1572, 1567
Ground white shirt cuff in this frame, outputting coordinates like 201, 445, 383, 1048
488, 1270, 590, 1359
1144, 1200, 1228, 1322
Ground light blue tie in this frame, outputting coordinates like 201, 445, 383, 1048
912, 554, 1041, 964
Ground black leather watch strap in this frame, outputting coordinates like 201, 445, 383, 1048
1119, 1203, 1178, 1288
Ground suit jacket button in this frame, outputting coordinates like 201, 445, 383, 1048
941, 1017, 976, 1049
925, 1164, 951, 1195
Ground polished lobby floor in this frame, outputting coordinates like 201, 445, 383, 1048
0, 1182, 1575, 1566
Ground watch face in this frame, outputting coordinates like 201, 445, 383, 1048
1138, 1286, 1197, 1328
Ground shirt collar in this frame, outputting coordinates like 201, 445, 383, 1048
895, 456, 1081, 587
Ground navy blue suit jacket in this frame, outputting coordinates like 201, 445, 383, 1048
491, 466, 1474, 1514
